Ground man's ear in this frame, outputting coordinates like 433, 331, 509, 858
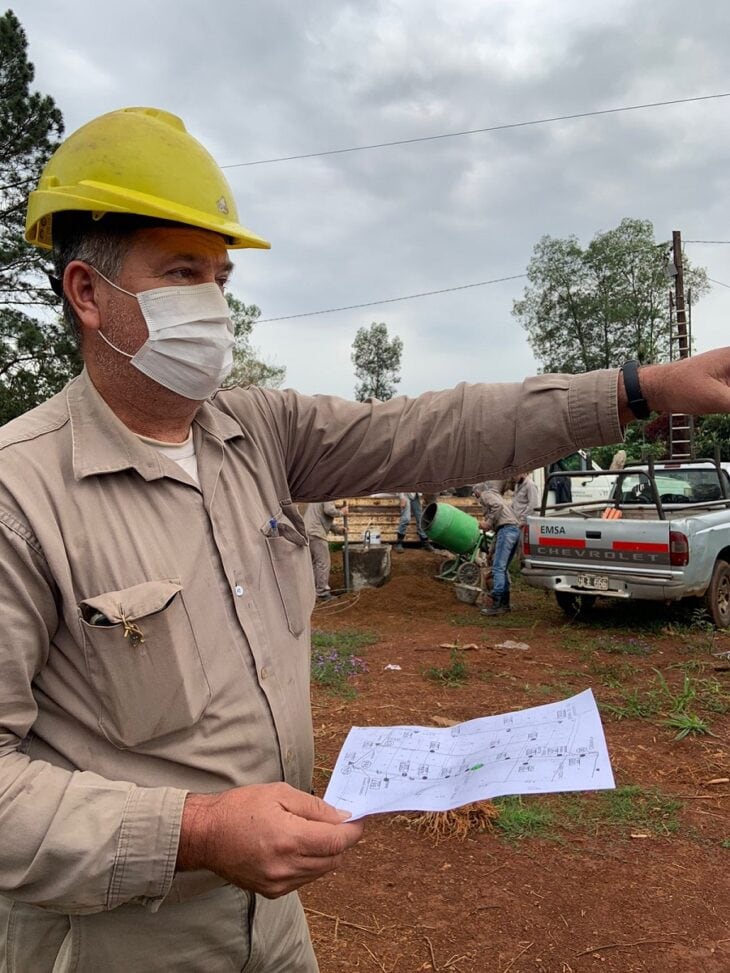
64, 262, 103, 332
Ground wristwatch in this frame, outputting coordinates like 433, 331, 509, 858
620, 360, 651, 420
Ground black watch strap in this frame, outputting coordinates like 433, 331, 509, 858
621, 360, 650, 420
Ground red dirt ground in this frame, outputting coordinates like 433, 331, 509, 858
300, 548, 730, 973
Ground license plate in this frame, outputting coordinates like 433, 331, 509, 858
576, 573, 609, 591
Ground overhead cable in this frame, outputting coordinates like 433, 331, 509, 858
222, 92, 730, 169
257, 273, 527, 323
258, 255, 730, 323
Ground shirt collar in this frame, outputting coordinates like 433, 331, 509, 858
67, 369, 243, 481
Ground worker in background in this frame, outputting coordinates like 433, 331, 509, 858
4, 105, 730, 971
304, 500, 348, 600
549, 459, 573, 504
473, 483, 521, 615
395, 491, 435, 552
511, 472, 540, 525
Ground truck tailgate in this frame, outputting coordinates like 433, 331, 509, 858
526, 517, 672, 570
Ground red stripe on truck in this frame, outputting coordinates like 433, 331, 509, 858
612, 541, 669, 553
538, 537, 586, 548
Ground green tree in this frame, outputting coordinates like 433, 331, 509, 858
351, 321, 403, 401
226, 295, 285, 388
0, 9, 81, 424
694, 414, 730, 461
513, 218, 709, 373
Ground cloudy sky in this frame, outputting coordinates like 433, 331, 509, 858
13, 0, 730, 398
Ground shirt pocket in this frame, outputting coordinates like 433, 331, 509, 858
262, 504, 315, 638
78, 579, 211, 749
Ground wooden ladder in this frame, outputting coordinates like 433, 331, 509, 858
668, 284, 694, 460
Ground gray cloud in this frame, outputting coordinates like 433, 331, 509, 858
12, 0, 730, 397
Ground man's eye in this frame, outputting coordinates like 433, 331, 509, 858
168, 267, 194, 279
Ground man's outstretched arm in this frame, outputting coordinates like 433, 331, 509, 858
617, 348, 730, 426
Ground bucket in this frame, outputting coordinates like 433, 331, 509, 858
454, 583, 481, 605
422, 502, 481, 555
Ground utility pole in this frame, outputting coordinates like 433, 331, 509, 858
668, 230, 694, 459
672, 230, 690, 359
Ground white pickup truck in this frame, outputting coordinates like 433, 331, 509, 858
522, 459, 730, 627
532, 449, 617, 508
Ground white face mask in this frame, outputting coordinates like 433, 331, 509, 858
93, 269, 235, 400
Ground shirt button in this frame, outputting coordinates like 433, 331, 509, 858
260, 666, 270, 680
285, 748, 294, 763
234, 585, 245, 597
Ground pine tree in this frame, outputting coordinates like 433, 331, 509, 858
0, 10, 81, 423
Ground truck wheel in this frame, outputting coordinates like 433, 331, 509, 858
555, 591, 596, 617
704, 560, 730, 628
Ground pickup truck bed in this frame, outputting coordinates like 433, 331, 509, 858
522, 461, 730, 627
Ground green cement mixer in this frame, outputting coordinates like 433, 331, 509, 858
422, 502, 491, 584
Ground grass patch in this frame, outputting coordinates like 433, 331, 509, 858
493, 795, 554, 841
587, 660, 640, 689
311, 629, 377, 653
491, 786, 683, 844
556, 785, 682, 836
599, 668, 730, 735
424, 648, 469, 688
697, 678, 730, 714
310, 629, 375, 697
654, 669, 727, 738
599, 786, 682, 833
449, 613, 481, 627
594, 635, 652, 656
530, 682, 577, 699
559, 632, 597, 663
600, 687, 662, 721
663, 712, 716, 740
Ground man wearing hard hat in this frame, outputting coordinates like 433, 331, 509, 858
1, 106, 730, 971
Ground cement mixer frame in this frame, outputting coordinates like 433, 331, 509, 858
422, 501, 492, 585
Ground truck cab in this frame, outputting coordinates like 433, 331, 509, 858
532, 450, 617, 509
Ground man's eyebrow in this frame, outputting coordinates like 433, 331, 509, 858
160, 253, 235, 274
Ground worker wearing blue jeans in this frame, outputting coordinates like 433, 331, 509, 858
472, 484, 521, 615
396, 492, 435, 552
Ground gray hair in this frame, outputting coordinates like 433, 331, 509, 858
51, 214, 162, 347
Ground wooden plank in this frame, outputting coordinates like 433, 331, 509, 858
321, 495, 483, 544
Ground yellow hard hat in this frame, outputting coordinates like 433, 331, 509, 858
25, 106, 270, 251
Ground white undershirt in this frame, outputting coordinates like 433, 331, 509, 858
137, 431, 200, 485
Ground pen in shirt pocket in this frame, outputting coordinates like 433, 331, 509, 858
269, 517, 279, 536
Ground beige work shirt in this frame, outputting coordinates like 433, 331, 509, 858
475, 489, 520, 530
511, 477, 541, 525
302, 501, 342, 540
0, 367, 622, 915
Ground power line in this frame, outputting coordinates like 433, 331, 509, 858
257, 251, 730, 323
685, 240, 730, 244
221, 92, 730, 169
257, 273, 527, 323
